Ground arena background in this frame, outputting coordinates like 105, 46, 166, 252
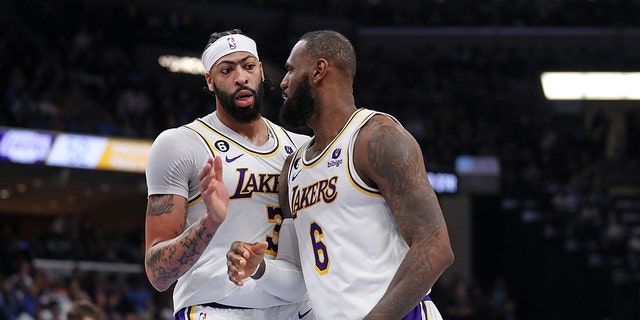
1, 1, 640, 319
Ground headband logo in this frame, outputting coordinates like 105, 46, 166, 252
227, 37, 237, 50
202, 34, 258, 72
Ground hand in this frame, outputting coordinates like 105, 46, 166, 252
227, 241, 268, 286
197, 156, 228, 224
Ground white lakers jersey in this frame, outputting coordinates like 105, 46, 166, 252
146, 111, 308, 313
286, 108, 410, 319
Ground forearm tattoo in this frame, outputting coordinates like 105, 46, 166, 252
146, 195, 215, 288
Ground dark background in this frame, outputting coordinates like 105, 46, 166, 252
1, 1, 640, 319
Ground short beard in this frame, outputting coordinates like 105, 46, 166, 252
279, 75, 316, 129
214, 82, 264, 123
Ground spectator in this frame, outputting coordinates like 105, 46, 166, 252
67, 300, 107, 320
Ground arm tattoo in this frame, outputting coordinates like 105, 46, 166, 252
364, 119, 447, 318
147, 195, 174, 216
366, 121, 426, 214
146, 213, 215, 289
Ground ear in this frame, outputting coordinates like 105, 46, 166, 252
205, 72, 215, 93
311, 58, 328, 83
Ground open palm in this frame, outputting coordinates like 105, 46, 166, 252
197, 156, 228, 224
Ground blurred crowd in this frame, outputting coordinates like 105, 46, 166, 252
2, 0, 640, 319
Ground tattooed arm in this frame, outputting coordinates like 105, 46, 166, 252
355, 115, 454, 320
145, 156, 228, 292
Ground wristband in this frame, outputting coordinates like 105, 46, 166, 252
250, 260, 265, 279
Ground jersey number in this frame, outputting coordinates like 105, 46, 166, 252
310, 222, 330, 274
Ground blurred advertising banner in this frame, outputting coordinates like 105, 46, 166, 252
0, 126, 151, 173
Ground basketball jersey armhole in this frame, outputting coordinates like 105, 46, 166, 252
346, 111, 382, 196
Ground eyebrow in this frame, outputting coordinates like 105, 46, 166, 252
215, 54, 257, 67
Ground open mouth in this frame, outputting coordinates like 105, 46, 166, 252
235, 89, 255, 107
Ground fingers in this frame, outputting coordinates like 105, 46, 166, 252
197, 156, 227, 198
252, 241, 268, 255
197, 156, 223, 187
213, 155, 224, 182
226, 241, 267, 285
227, 257, 246, 286
230, 241, 251, 259
197, 158, 215, 196
227, 241, 250, 286
228, 242, 249, 266
197, 157, 214, 182
197, 156, 228, 224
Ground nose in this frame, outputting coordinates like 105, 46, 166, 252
280, 75, 288, 90
235, 67, 250, 86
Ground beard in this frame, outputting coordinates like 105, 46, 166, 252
214, 82, 264, 123
279, 75, 316, 128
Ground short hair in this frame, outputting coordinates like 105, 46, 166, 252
298, 30, 356, 80
203, 28, 244, 54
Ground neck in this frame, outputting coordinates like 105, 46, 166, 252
308, 104, 357, 152
215, 111, 270, 146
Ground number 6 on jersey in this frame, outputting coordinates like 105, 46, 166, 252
310, 222, 330, 274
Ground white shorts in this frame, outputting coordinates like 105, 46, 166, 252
173, 300, 313, 320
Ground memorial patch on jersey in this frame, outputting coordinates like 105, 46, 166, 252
213, 140, 230, 152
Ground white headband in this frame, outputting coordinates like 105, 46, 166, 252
201, 34, 259, 72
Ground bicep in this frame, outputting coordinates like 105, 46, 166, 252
145, 194, 188, 250
355, 117, 441, 244
145, 130, 202, 249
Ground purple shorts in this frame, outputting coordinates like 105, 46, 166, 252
402, 295, 432, 320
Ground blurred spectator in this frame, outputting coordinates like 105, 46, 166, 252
442, 276, 484, 320
628, 226, 640, 274
488, 277, 516, 320
67, 300, 107, 320
124, 275, 153, 319
0, 276, 20, 320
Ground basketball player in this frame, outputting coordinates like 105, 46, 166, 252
227, 30, 454, 319
144, 29, 312, 320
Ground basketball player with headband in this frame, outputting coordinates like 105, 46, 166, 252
144, 29, 313, 320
